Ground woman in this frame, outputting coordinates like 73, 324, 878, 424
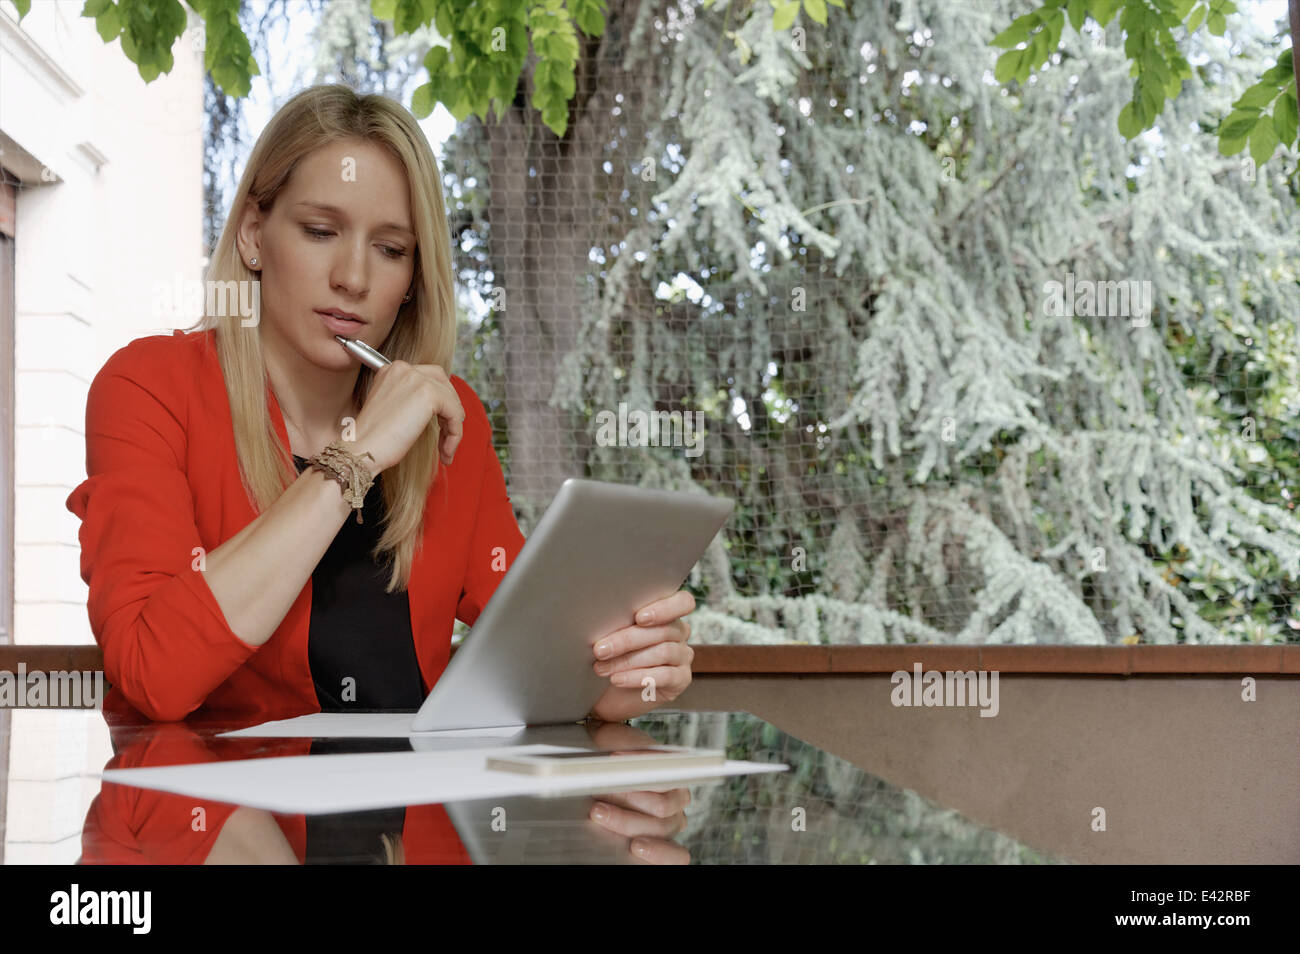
65, 84, 697, 728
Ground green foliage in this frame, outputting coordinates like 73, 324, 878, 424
72, 0, 258, 93
748, 0, 846, 32
20, 0, 848, 139
1216, 49, 1297, 169
994, 0, 1199, 137
1164, 308, 1300, 642
190, 0, 259, 97
989, 0, 1300, 168
80, 0, 189, 84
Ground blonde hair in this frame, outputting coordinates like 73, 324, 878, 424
379, 831, 405, 864
183, 84, 456, 592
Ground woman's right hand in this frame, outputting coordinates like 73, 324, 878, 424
350, 360, 465, 473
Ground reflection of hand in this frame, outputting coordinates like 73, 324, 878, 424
583, 720, 658, 749
589, 789, 692, 865
580, 722, 694, 862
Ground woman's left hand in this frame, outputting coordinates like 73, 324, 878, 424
589, 589, 696, 722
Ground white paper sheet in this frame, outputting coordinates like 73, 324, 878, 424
217, 712, 525, 739
100, 744, 788, 814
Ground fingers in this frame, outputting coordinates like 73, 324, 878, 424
439, 406, 464, 464
589, 799, 687, 839
634, 590, 696, 627
583, 722, 658, 749
627, 838, 691, 864
395, 361, 465, 465
586, 790, 694, 864
594, 617, 691, 661
588, 795, 692, 863
605, 664, 691, 694
421, 365, 464, 465
593, 636, 694, 678
594, 788, 691, 817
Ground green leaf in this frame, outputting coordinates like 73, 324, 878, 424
1138, 73, 1164, 119
1141, 49, 1169, 86
82, 0, 112, 16
1250, 115, 1278, 167
805, 0, 827, 26
371, 0, 398, 18
1274, 93, 1298, 148
1031, 26, 1053, 66
94, 4, 122, 42
1092, 0, 1122, 25
392, 0, 428, 32
994, 48, 1021, 84
1044, 8, 1064, 50
1066, 0, 1086, 32
1217, 132, 1249, 156
542, 108, 567, 137
772, 0, 799, 31
573, 0, 605, 36
1117, 101, 1142, 139
1220, 110, 1261, 140
13, 0, 30, 16
991, 12, 1035, 48
1233, 84, 1278, 111
1015, 50, 1033, 84
1186, 4, 1206, 32
138, 55, 162, 83
434, 2, 452, 37
1133, 94, 1153, 127
1207, 11, 1226, 35
411, 82, 435, 119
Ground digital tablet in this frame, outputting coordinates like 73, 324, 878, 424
409, 478, 734, 731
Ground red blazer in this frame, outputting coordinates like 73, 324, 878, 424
66, 328, 526, 723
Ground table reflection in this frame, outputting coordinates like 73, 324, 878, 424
69, 701, 1062, 865
80, 711, 692, 864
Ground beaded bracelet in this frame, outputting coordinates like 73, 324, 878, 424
306, 440, 377, 524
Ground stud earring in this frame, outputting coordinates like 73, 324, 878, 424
249, 257, 259, 267
403, 293, 411, 302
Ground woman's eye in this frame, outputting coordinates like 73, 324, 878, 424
304, 227, 405, 260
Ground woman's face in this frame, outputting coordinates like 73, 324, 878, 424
238, 137, 416, 370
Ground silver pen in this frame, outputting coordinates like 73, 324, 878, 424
334, 334, 391, 370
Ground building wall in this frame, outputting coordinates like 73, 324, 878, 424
1, 0, 204, 862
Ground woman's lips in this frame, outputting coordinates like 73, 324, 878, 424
316, 310, 366, 337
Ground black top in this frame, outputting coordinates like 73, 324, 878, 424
293, 454, 425, 712
304, 737, 413, 864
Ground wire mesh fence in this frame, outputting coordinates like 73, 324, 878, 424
439, 0, 1300, 647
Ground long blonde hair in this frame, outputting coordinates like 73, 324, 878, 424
183, 84, 456, 592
